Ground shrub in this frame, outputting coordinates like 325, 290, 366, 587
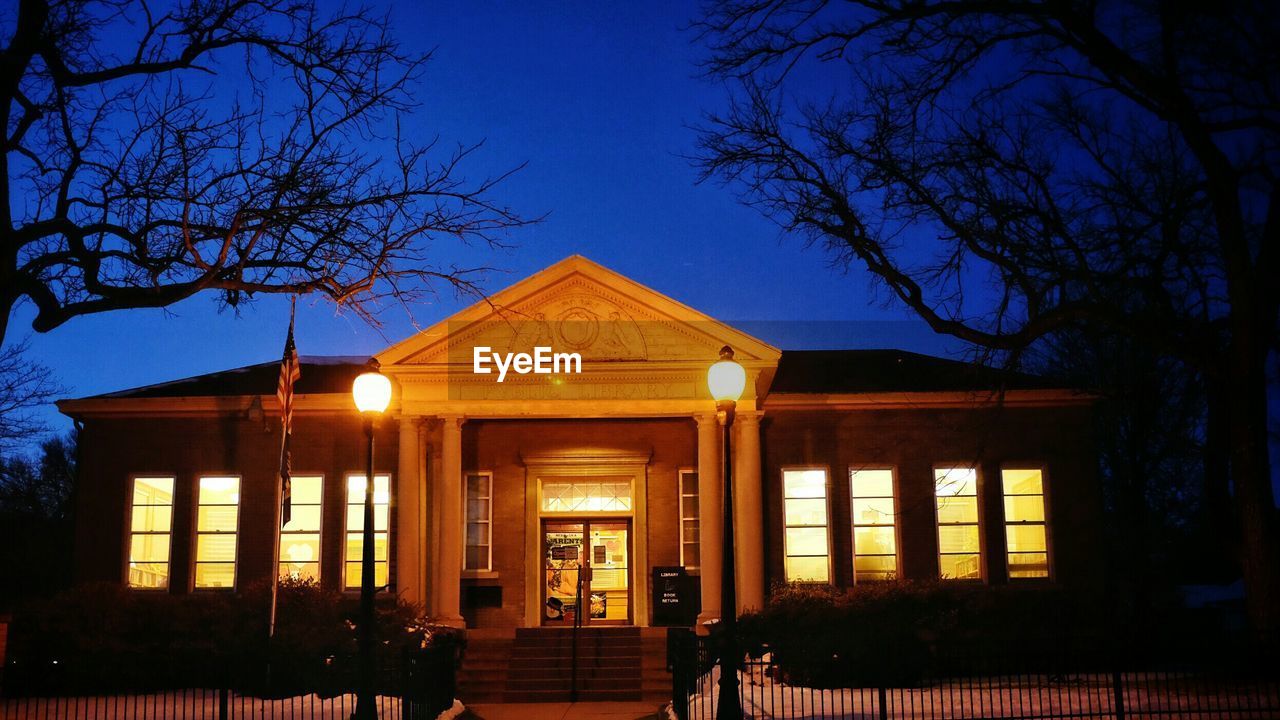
2, 579, 459, 697
739, 581, 1108, 688
739, 582, 954, 687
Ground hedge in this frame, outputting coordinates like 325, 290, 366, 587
2, 578, 465, 697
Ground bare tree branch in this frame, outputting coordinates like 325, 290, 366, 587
1, 0, 534, 348
0, 340, 61, 450
693, 0, 1280, 635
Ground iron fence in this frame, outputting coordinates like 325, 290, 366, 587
668, 629, 1280, 720
0, 646, 455, 720
0, 689, 405, 719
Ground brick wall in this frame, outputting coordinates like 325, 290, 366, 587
459, 417, 696, 628
74, 412, 399, 595
761, 404, 1104, 594
73, 402, 1103, 626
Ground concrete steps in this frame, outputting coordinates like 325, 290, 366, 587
457, 631, 514, 703
640, 628, 671, 702
456, 626, 673, 705
503, 627, 643, 703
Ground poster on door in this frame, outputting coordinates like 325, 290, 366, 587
545, 531, 582, 622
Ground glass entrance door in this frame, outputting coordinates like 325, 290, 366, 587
586, 522, 630, 624
542, 520, 631, 625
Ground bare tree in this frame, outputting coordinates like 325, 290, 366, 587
0, 429, 76, 605
0, 340, 59, 450
1033, 321, 1226, 626
694, 1, 1279, 635
1, 0, 531, 350
0, 428, 75, 518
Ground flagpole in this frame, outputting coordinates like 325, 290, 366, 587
269, 297, 297, 643
269, 409, 287, 640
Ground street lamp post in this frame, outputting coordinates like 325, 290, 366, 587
707, 346, 747, 720
351, 362, 392, 720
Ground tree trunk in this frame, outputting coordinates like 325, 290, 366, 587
1203, 372, 1238, 580
0, 298, 11, 349
1228, 329, 1280, 640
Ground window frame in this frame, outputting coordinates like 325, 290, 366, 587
780, 465, 834, 585
537, 476, 635, 516
847, 465, 901, 584
342, 472, 393, 591
191, 473, 243, 592
124, 474, 177, 591
464, 471, 494, 572
932, 464, 986, 583
677, 467, 700, 571
279, 472, 326, 582
1000, 464, 1055, 582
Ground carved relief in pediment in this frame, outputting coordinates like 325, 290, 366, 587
395, 271, 754, 365
459, 289, 648, 361
512, 292, 648, 360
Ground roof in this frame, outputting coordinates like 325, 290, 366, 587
87, 356, 371, 399
377, 254, 780, 366
769, 350, 1062, 394
76, 349, 1061, 402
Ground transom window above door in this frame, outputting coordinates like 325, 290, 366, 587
540, 477, 633, 513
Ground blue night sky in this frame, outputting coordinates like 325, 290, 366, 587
7, 0, 984, 440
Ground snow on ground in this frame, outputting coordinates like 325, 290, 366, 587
437, 698, 465, 720
670, 662, 1277, 719
0, 692, 464, 719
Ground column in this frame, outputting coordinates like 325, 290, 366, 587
435, 415, 465, 626
424, 422, 442, 616
734, 411, 765, 613
396, 416, 424, 607
695, 413, 722, 625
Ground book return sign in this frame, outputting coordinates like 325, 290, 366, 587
651, 566, 697, 627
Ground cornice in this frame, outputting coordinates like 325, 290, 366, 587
763, 389, 1097, 410
520, 448, 653, 467
57, 393, 358, 419
58, 386, 1092, 420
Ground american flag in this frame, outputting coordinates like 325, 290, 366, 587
276, 305, 300, 527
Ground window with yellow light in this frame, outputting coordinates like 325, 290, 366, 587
850, 467, 898, 582
128, 476, 174, 589
344, 474, 391, 589
935, 467, 982, 581
194, 476, 240, 589
1002, 468, 1051, 579
782, 468, 831, 583
280, 475, 324, 581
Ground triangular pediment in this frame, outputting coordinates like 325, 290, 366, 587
377, 255, 779, 367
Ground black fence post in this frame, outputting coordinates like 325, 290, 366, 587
401, 655, 411, 720
668, 628, 693, 720
878, 686, 888, 720
217, 686, 229, 720
1111, 669, 1125, 720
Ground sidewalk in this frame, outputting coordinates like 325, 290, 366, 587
462, 701, 665, 720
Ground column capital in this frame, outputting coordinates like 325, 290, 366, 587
694, 411, 719, 429
399, 414, 428, 429
437, 414, 466, 431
